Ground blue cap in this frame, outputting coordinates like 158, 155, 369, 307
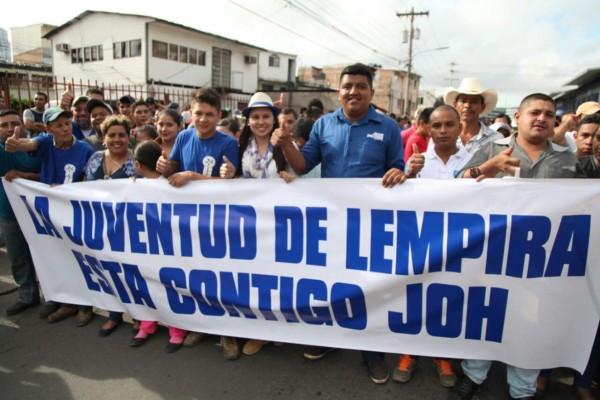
43, 107, 72, 125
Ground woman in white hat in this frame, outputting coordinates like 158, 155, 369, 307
220, 92, 293, 355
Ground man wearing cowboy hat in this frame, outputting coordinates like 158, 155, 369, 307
444, 77, 502, 155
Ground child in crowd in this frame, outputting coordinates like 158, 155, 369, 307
129, 140, 187, 352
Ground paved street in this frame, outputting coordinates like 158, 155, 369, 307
0, 247, 589, 400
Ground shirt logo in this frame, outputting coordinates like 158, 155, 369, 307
367, 132, 384, 141
202, 156, 216, 176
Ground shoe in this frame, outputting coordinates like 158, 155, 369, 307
165, 342, 183, 353
6, 300, 39, 316
130, 337, 147, 347
392, 354, 418, 383
575, 387, 596, 400
303, 346, 336, 360
183, 332, 205, 348
99, 319, 122, 337
453, 375, 480, 400
47, 306, 78, 323
75, 310, 93, 327
367, 360, 389, 384
434, 359, 457, 388
222, 336, 240, 360
242, 339, 268, 356
39, 302, 59, 319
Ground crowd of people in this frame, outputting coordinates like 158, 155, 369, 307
2, 63, 600, 400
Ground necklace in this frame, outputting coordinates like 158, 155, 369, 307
103, 151, 129, 179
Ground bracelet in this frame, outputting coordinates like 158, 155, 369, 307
469, 166, 482, 178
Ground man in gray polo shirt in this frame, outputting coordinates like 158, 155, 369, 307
454, 93, 584, 400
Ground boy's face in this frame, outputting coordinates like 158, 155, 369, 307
133, 105, 151, 126
47, 115, 73, 147
191, 101, 219, 138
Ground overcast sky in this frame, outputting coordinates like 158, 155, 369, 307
1, 0, 598, 108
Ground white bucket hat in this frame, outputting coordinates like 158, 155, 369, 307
443, 77, 498, 116
242, 92, 280, 118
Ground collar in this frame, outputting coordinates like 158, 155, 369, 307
335, 105, 382, 126
53, 134, 76, 149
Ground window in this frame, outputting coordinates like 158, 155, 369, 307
71, 48, 77, 64
189, 48, 197, 64
113, 43, 121, 59
91, 46, 98, 61
212, 47, 231, 88
84, 47, 91, 62
152, 40, 168, 59
269, 54, 280, 67
130, 39, 142, 57
198, 50, 206, 66
71, 45, 102, 64
169, 44, 178, 61
179, 46, 188, 63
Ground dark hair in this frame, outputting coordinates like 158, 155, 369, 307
306, 106, 323, 120
292, 117, 314, 142
132, 100, 150, 112
157, 108, 182, 126
134, 140, 162, 171
86, 88, 104, 98
578, 114, 600, 131
431, 104, 461, 122
100, 114, 131, 136
191, 88, 221, 111
340, 63, 373, 88
417, 107, 435, 124
236, 112, 286, 177
35, 92, 48, 101
307, 98, 324, 111
218, 117, 240, 133
518, 93, 556, 112
281, 108, 298, 119
136, 124, 158, 140
495, 113, 512, 126
0, 110, 21, 118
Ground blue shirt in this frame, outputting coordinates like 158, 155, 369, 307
170, 128, 238, 176
0, 142, 41, 220
34, 134, 95, 184
302, 106, 404, 178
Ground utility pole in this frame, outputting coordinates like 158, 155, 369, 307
397, 7, 428, 115
444, 61, 458, 87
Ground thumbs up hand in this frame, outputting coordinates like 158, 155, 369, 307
219, 155, 236, 179
156, 151, 173, 176
5, 129, 21, 153
60, 82, 75, 110
406, 143, 425, 177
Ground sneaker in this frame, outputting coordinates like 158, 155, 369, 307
453, 375, 480, 400
303, 346, 336, 360
6, 300, 39, 316
434, 359, 457, 388
183, 332, 205, 348
47, 306, 78, 323
75, 310, 94, 327
221, 336, 240, 360
392, 354, 418, 383
39, 302, 59, 319
242, 339, 268, 356
367, 360, 389, 384
165, 342, 183, 353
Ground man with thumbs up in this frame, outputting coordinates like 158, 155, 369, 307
453, 93, 585, 400
0, 111, 41, 316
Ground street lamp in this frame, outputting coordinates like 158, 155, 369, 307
404, 46, 449, 115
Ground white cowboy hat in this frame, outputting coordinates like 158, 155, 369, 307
242, 92, 280, 118
443, 77, 498, 116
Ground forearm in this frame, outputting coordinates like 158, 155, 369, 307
281, 142, 306, 175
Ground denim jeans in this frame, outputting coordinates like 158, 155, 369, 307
462, 359, 539, 398
0, 218, 39, 304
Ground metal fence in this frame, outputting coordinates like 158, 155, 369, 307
0, 72, 251, 113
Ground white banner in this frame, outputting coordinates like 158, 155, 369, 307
4, 177, 600, 371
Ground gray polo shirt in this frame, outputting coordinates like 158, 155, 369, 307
459, 135, 585, 178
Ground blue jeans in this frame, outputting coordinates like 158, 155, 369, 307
462, 359, 539, 398
0, 218, 39, 304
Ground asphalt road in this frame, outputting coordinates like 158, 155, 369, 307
0, 247, 589, 400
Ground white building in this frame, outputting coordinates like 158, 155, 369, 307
11, 24, 55, 65
0, 28, 10, 62
44, 11, 297, 101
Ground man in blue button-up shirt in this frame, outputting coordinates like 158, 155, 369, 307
272, 63, 406, 384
